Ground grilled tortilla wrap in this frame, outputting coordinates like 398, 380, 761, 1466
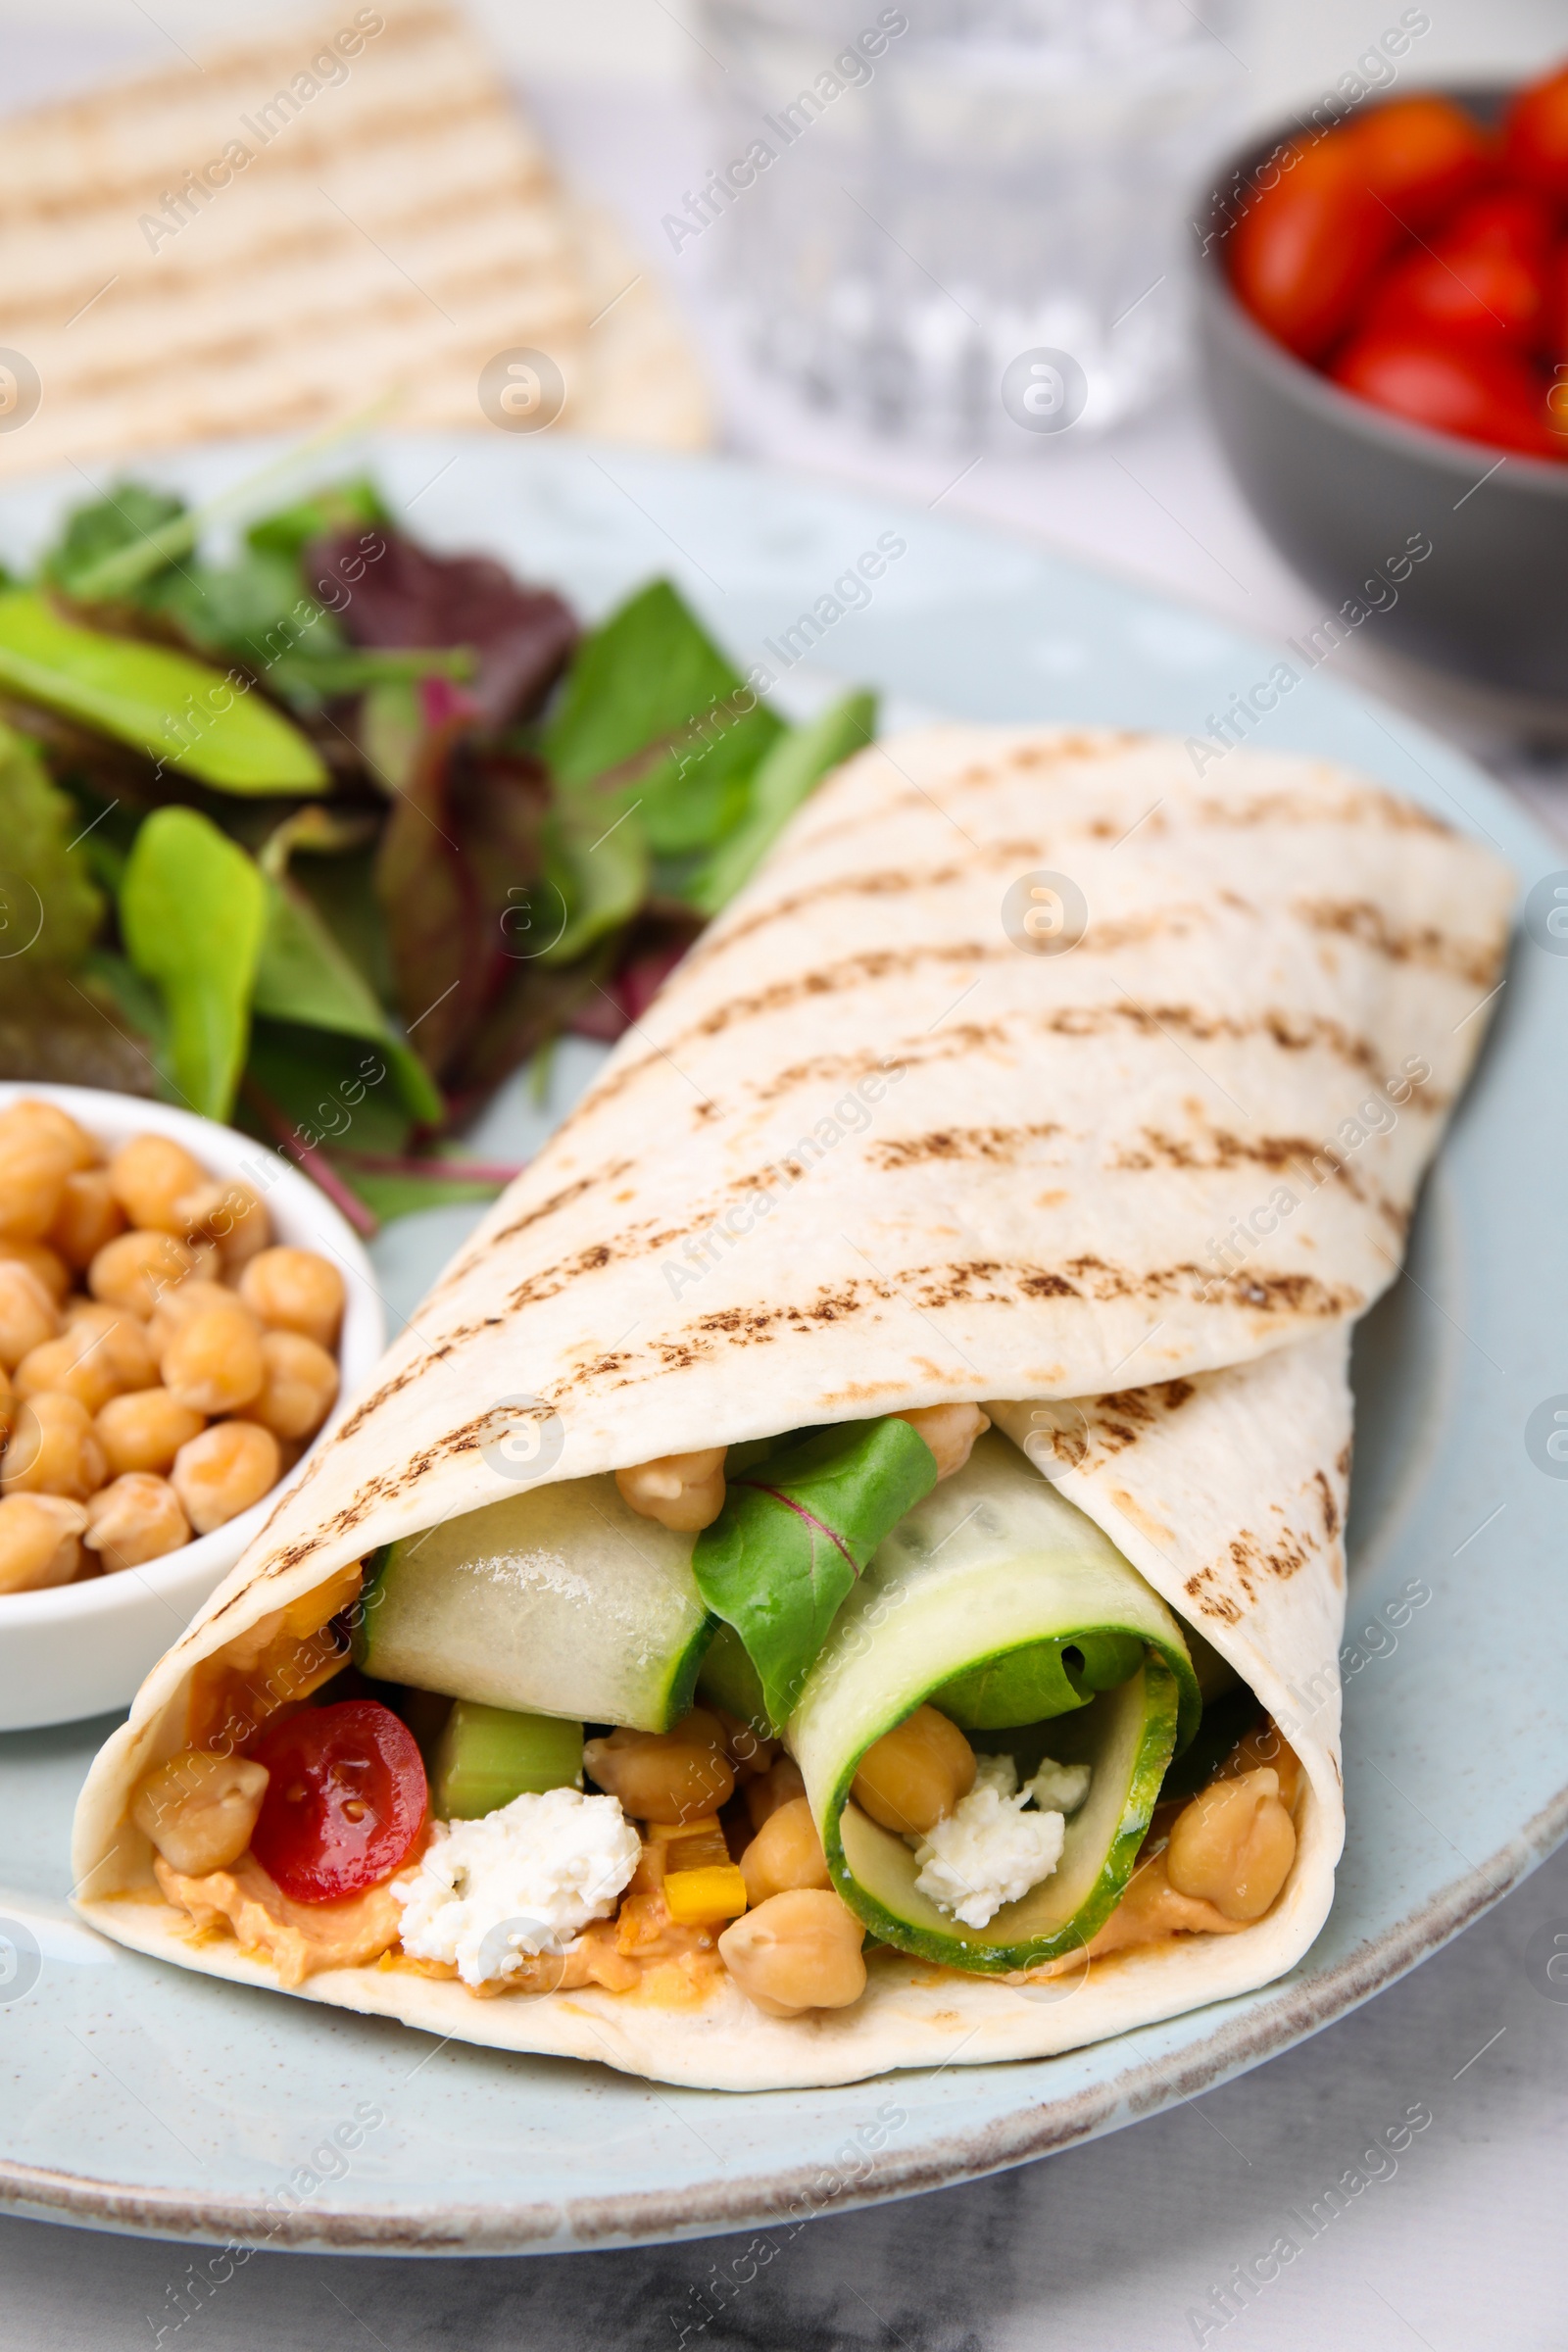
73, 726, 1513, 2090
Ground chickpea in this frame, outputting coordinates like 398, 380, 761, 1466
744, 1755, 807, 1834
161, 1303, 266, 1416
702, 1701, 776, 1779
108, 1133, 207, 1235
96, 1388, 205, 1478
852, 1703, 976, 1836
172, 1420, 280, 1534
0, 1492, 88, 1592
615, 1446, 727, 1533
239, 1248, 344, 1350
61, 1299, 158, 1394
0, 1364, 12, 1446
0, 1241, 71, 1303
84, 1473, 191, 1571
1166, 1767, 1298, 1923
48, 1170, 125, 1270
893, 1402, 990, 1482
0, 1258, 60, 1370
132, 1750, 269, 1875
740, 1795, 832, 1906
174, 1178, 271, 1270
15, 1333, 125, 1417
717, 1889, 866, 2016
2, 1390, 107, 1499
89, 1229, 196, 1318
144, 1279, 238, 1361
0, 1100, 97, 1171
0, 1125, 75, 1243
242, 1329, 338, 1441
583, 1709, 735, 1823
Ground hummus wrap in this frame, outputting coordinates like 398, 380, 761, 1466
73, 726, 1514, 2090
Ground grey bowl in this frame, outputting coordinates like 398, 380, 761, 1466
1193, 91, 1568, 705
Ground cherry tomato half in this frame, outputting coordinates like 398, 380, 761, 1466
1352, 94, 1494, 229
251, 1699, 427, 1903
1504, 61, 1568, 201
1357, 188, 1555, 349
1331, 326, 1564, 460
1229, 136, 1401, 360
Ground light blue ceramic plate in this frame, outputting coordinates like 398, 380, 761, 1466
0, 436, 1562, 2255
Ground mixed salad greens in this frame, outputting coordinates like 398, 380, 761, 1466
0, 468, 873, 1229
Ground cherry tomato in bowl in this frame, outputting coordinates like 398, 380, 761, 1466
1227, 135, 1400, 360
1504, 62, 1568, 199
251, 1698, 427, 1903
1356, 188, 1555, 349
1330, 326, 1564, 459
1352, 93, 1494, 226
1195, 79, 1568, 704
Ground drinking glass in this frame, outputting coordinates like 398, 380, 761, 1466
690, 0, 1249, 447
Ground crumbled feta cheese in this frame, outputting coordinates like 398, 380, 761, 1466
909, 1748, 1091, 1931
1027, 1757, 1092, 1816
394, 1787, 640, 1988
973, 1751, 1020, 1798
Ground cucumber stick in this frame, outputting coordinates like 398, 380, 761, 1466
789, 1431, 1200, 1972
432, 1702, 584, 1819
356, 1476, 714, 1733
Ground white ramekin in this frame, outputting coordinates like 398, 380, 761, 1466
0, 1081, 384, 1730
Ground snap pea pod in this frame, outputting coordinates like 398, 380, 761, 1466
0, 590, 327, 793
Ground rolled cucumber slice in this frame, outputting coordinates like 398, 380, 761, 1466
355, 1476, 715, 1733
789, 1431, 1200, 1972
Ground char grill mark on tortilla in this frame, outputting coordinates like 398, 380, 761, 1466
1291, 898, 1503, 985
69, 722, 1517, 2089
375, 1114, 1397, 1359
798, 763, 1455, 863
684, 786, 1460, 980
325, 1256, 1367, 1473
477, 1004, 1402, 1240
470, 1003, 1433, 1253
79, 728, 1513, 1628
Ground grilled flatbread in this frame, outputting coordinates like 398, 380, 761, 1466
0, 1, 708, 480
73, 726, 1513, 2087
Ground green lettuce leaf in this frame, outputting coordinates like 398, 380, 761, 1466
253, 876, 444, 1126
542, 580, 782, 858
687, 689, 876, 915
0, 720, 103, 970
693, 1418, 939, 1732
536, 804, 649, 967
245, 475, 390, 562
120, 807, 268, 1117
41, 482, 187, 603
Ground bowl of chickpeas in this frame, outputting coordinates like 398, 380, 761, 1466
0, 1084, 384, 1730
